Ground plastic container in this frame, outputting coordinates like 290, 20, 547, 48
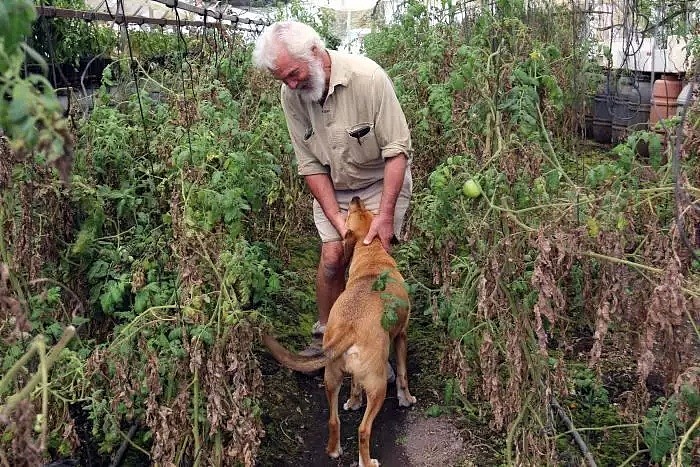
592, 74, 614, 144
611, 76, 641, 142
627, 74, 652, 132
649, 74, 683, 127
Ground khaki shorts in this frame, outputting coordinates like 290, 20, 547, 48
313, 169, 413, 243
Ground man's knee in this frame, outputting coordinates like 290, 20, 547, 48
319, 242, 344, 279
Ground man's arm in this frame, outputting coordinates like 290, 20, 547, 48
305, 173, 347, 238
363, 153, 407, 250
363, 67, 412, 250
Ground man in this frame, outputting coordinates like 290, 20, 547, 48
252, 21, 413, 360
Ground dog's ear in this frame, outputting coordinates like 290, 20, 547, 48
343, 229, 357, 265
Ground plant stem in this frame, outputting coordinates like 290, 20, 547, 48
551, 396, 597, 467
582, 250, 699, 297
0, 336, 40, 395
109, 424, 138, 467
506, 391, 533, 465
536, 102, 577, 187
0, 326, 75, 415
675, 415, 700, 467
214, 431, 223, 467
37, 339, 48, 452
584, 250, 663, 274
618, 449, 649, 467
193, 366, 201, 467
553, 422, 641, 439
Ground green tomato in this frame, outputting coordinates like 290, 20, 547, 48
462, 179, 482, 198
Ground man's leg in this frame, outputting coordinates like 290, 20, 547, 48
301, 241, 344, 356
317, 241, 345, 326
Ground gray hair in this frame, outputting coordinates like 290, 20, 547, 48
252, 21, 326, 71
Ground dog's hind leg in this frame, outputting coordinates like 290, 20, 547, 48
343, 375, 363, 411
324, 363, 344, 458
394, 330, 417, 407
357, 378, 386, 467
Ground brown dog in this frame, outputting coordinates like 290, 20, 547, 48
263, 196, 417, 466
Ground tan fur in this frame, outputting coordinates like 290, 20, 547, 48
262, 197, 417, 466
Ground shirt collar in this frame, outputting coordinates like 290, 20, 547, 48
327, 50, 350, 94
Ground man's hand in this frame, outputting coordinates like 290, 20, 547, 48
363, 213, 394, 251
331, 210, 347, 239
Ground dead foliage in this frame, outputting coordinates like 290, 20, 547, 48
0, 400, 42, 467
531, 230, 575, 352
0, 263, 31, 344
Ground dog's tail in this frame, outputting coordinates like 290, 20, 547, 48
262, 334, 328, 372
262, 332, 355, 373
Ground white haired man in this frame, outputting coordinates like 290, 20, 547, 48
252, 21, 413, 365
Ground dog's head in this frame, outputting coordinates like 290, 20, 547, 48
343, 196, 374, 262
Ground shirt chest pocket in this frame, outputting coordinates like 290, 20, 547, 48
304, 129, 330, 167
344, 122, 381, 164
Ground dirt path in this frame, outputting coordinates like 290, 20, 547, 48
259, 357, 466, 467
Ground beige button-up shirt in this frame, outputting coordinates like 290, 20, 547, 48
280, 50, 413, 191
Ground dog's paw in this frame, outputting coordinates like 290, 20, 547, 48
359, 459, 380, 467
327, 445, 343, 459
343, 398, 362, 411
397, 393, 417, 408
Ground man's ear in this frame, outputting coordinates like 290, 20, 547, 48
343, 230, 356, 265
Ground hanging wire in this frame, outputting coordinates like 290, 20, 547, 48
39, 16, 59, 90
79, 17, 107, 119
116, 0, 149, 137
173, 2, 197, 147
198, 10, 208, 66
212, 18, 220, 72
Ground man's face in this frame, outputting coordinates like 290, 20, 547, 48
272, 47, 325, 103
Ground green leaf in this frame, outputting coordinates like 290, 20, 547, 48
46, 322, 64, 340
71, 316, 90, 326
648, 133, 663, 169
372, 271, 390, 291
444, 378, 455, 405
425, 404, 444, 418
7, 81, 32, 124
447, 316, 469, 339
191, 326, 213, 346
88, 260, 110, 281
168, 327, 182, 341
546, 171, 561, 191
381, 307, 398, 331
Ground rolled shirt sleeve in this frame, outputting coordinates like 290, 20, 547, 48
372, 68, 413, 162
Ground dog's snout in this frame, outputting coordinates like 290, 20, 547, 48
349, 196, 363, 211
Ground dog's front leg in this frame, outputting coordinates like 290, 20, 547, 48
324, 363, 344, 458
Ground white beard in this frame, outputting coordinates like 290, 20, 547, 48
295, 57, 326, 103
